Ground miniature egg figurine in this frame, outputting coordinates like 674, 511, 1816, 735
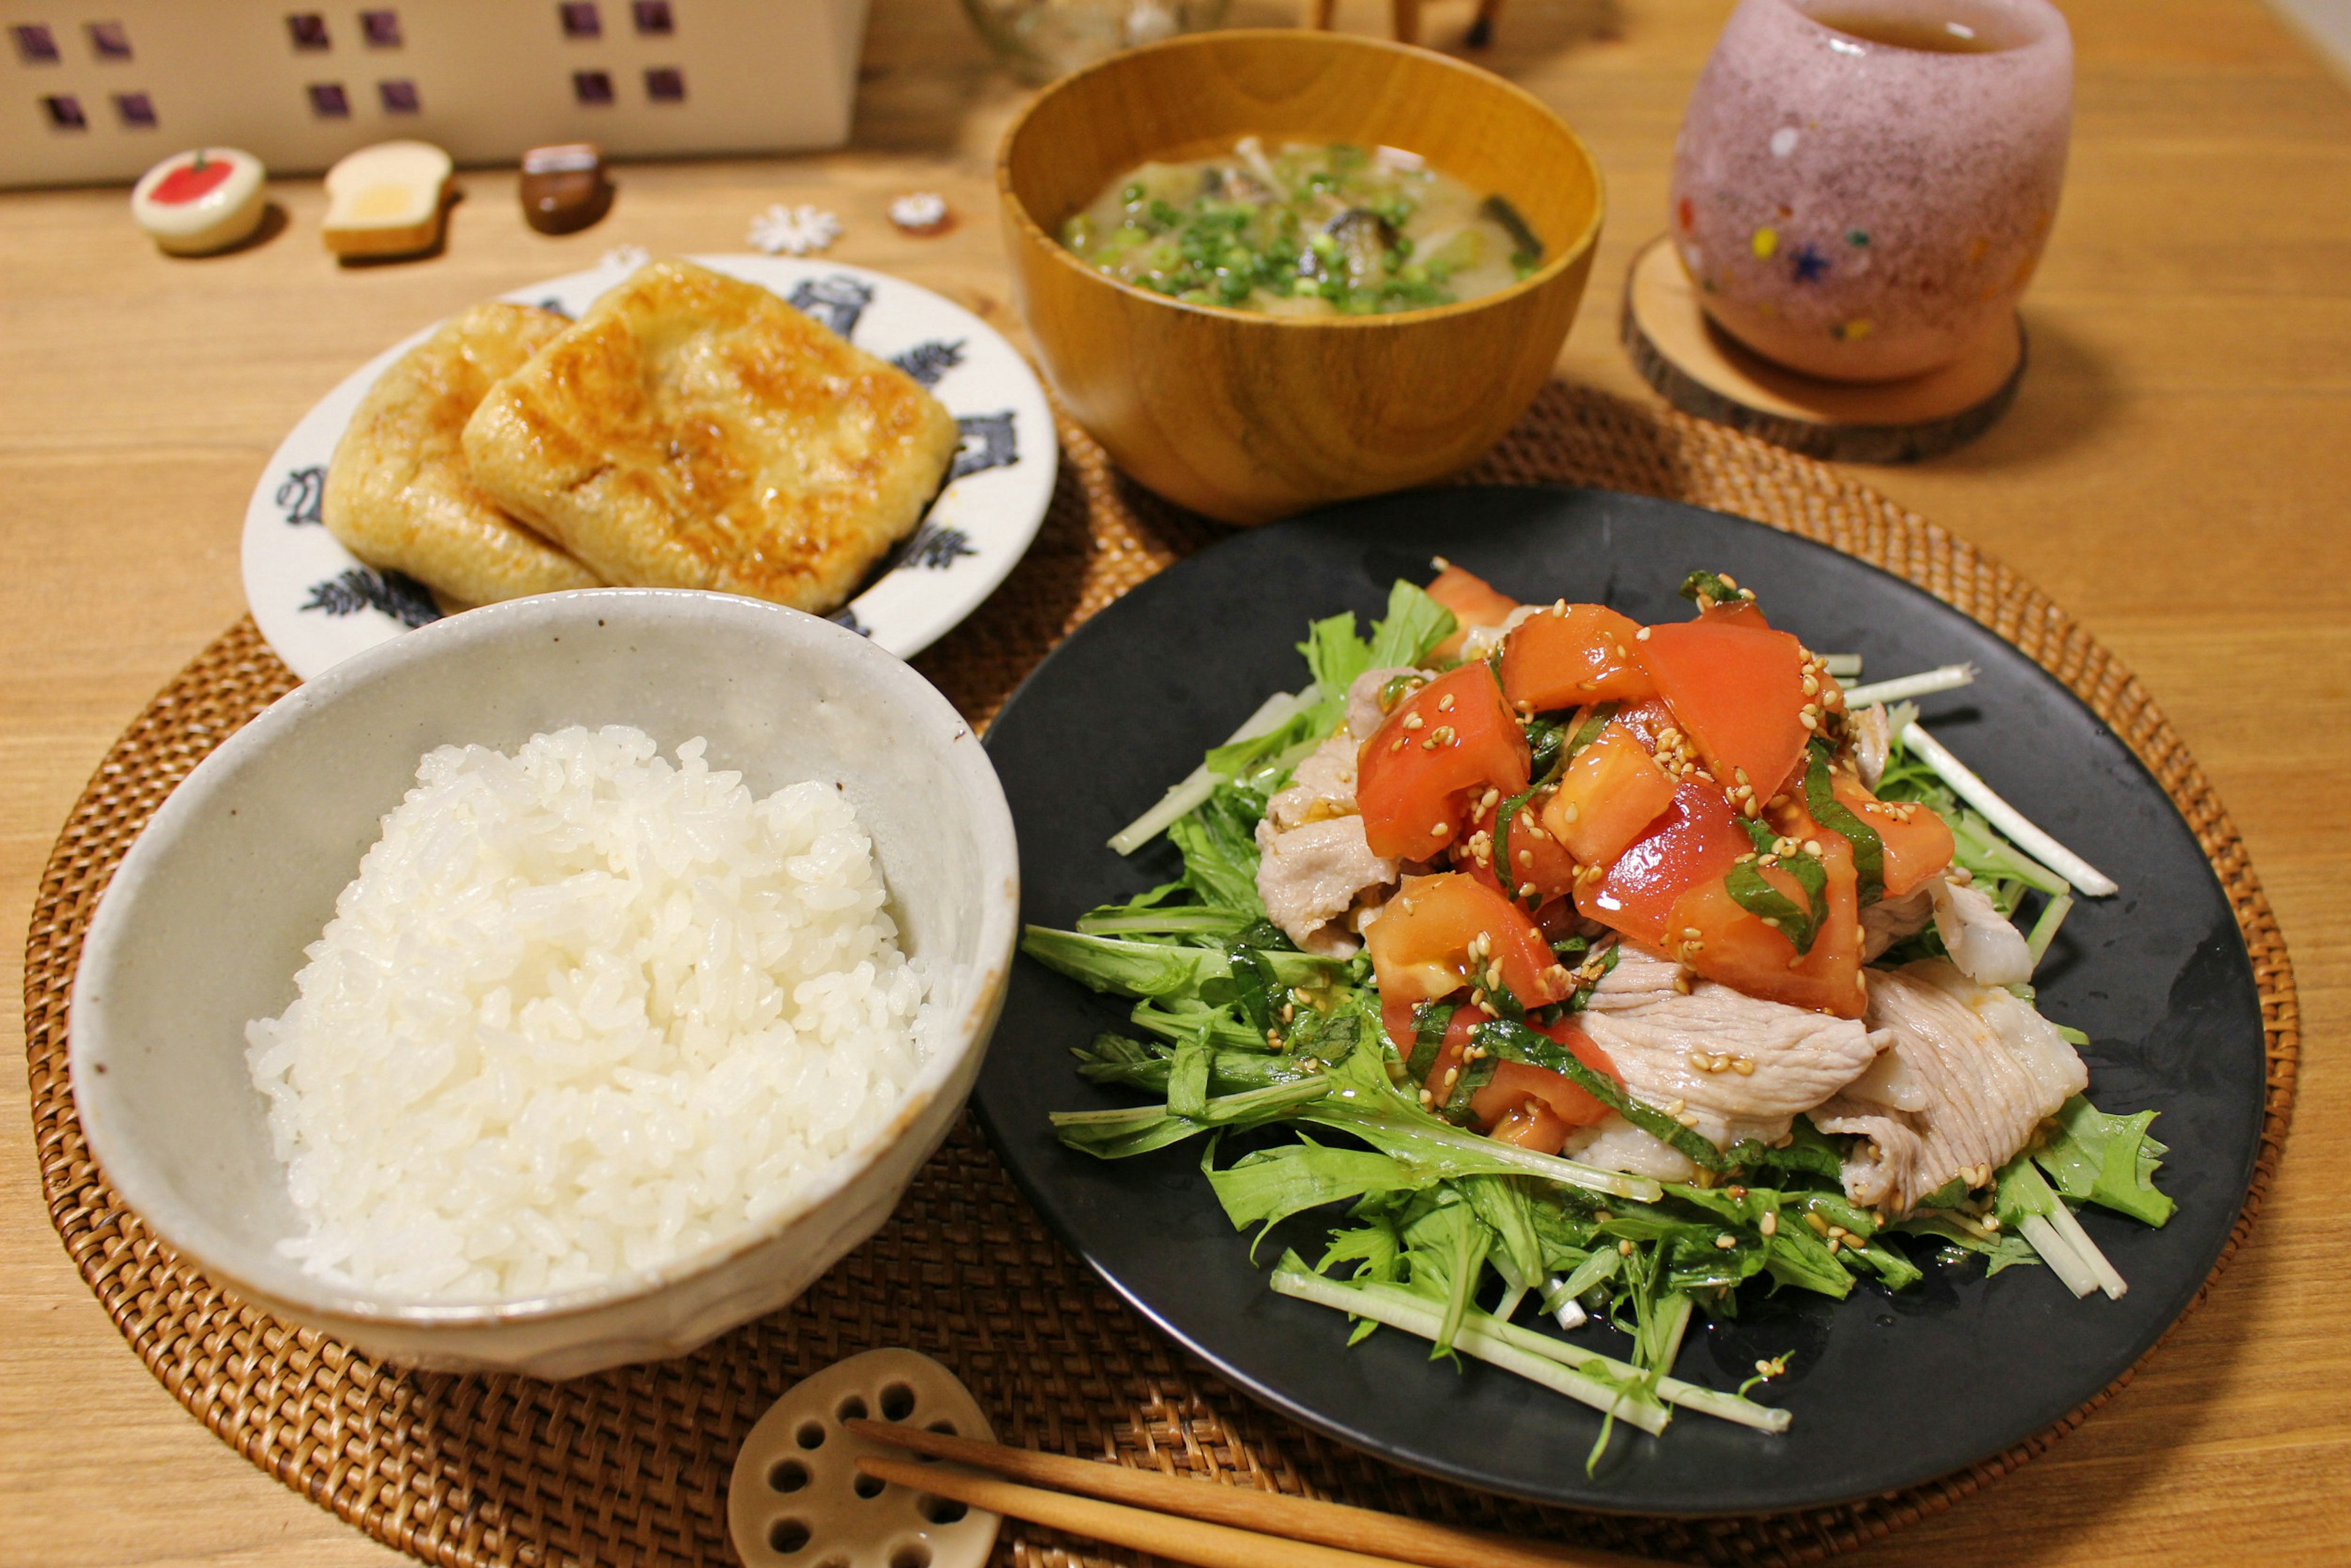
519, 143, 613, 234
322, 140, 455, 260
130, 148, 268, 255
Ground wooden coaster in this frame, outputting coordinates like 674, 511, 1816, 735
1621, 234, 2027, 464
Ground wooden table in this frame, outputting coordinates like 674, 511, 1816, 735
3, 1, 2345, 1564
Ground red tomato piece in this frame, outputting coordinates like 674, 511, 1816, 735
1666, 825, 1866, 1018
1698, 593, 1772, 630
1609, 697, 1679, 751
1832, 774, 1955, 897
1498, 604, 1656, 710
1574, 781, 1752, 948
1539, 722, 1678, 867
1461, 789, 1580, 910
1425, 565, 1521, 661
1486, 1095, 1572, 1154
1365, 872, 1569, 1009
1635, 620, 1811, 804
1357, 664, 1529, 862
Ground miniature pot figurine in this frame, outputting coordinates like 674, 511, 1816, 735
1669, 0, 2072, 382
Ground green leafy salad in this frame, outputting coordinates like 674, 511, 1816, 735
1021, 578, 2177, 1466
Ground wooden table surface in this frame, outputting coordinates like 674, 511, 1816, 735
4, 1, 2345, 1564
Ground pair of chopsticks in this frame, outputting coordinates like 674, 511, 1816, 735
846, 1418, 1644, 1568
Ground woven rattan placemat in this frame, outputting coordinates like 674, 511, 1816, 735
23, 383, 2298, 1567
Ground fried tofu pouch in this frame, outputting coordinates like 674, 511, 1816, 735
460, 259, 961, 614
323, 302, 604, 606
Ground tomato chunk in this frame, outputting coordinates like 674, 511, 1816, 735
1469, 1021, 1619, 1131
1365, 872, 1568, 1009
1636, 620, 1811, 804
1498, 604, 1656, 710
1422, 1013, 1619, 1150
1666, 829, 1865, 1017
1461, 789, 1580, 910
1831, 774, 1954, 897
1574, 781, 1752, 948
1425, 565, 1521, 661
1358, 664, 1529, 862
1539, 722, 1678, 867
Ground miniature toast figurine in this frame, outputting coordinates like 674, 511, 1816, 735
324, 301, 604, 606
461, 258, 961, 615
322, 140, 454, 259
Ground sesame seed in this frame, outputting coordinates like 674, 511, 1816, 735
1760, 1211, 1779, 1236
1421, 737, 1439, 751
1805, 1212, 1831, 1236
1402, 711, 1425, 730
1431, 820, 1450, 838
1733, 1057, 1755, 1076
1799, 713, 1818, 730
1676, 1111, 1700, 1127
1715, 1234, 1737, 1250
1619, 1239, 1635, 1256
1826, 1236, 1842, 1255
1437, 693, 1455, 711
1518, 882, 1537, 899
1419, 1089, 1433, 1105
1635, 626, 1652, 642
1803, 839, 1822, 856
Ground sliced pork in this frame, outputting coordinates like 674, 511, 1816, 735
1254, 718, 1399, 957
1572, 947, 1886, 1158
1812, 959, 2087, 1214
1861, 884, 1933, 962
1851, 702, 1892, 790
1344, 666, 1419, 748
1929, 875, 2033, 986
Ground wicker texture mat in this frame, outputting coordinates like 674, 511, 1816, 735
22, 382, 2298, 1567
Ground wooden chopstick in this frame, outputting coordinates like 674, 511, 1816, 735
857, 1455, 1427, 1568
844, 1419, 1642, 1568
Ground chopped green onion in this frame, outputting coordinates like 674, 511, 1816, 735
1821, 652, 1864, 678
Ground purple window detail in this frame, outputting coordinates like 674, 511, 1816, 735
572, 69, 613, 105
12, 24, 61, 63
113, 90, 156, 126
558, 2, 600, 38
360, 9, 402, 47
378, 77, 418, 113
88, 21, 133, 59
287, 13, 330, 50
643, 66, 683, 102
42, 93, 86, 129
632, 1, 673, 34
308, 81, 350, 117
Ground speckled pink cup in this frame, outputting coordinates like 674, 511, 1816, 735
1669, 0, 2072, 381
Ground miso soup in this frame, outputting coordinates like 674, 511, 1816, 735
1058, 138, 1543, 317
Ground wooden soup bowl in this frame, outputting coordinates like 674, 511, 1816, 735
998, 30, 1604, 525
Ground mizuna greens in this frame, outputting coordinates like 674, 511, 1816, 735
1024, 577, 2174, 1468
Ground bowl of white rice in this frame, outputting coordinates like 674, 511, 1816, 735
68, 590, 1018, 1378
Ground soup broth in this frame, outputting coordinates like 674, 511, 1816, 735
1058, 139, 1541, 317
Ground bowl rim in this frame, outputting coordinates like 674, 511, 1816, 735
995, 29, 1608, 329
67, 587, 1021, 1332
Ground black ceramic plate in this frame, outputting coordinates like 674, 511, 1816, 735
973, 486, 2265, 1515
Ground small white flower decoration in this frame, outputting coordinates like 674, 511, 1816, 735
598, 242, 650, 272
888, 192, 950, 234
748, 204, 842, 256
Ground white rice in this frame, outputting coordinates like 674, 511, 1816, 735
245, 724, 934, 1303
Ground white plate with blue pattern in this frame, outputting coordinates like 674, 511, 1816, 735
241, 253, 1057, 681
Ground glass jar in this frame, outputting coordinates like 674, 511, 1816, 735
961, 0, 1232, 85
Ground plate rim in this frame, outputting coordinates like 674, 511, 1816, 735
240, 253, 1058, 682
972, 481, 2271, 1516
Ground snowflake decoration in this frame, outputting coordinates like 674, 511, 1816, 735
888, 192, 950, 234
749, 204, 842, 256
598, 243, 650, 272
